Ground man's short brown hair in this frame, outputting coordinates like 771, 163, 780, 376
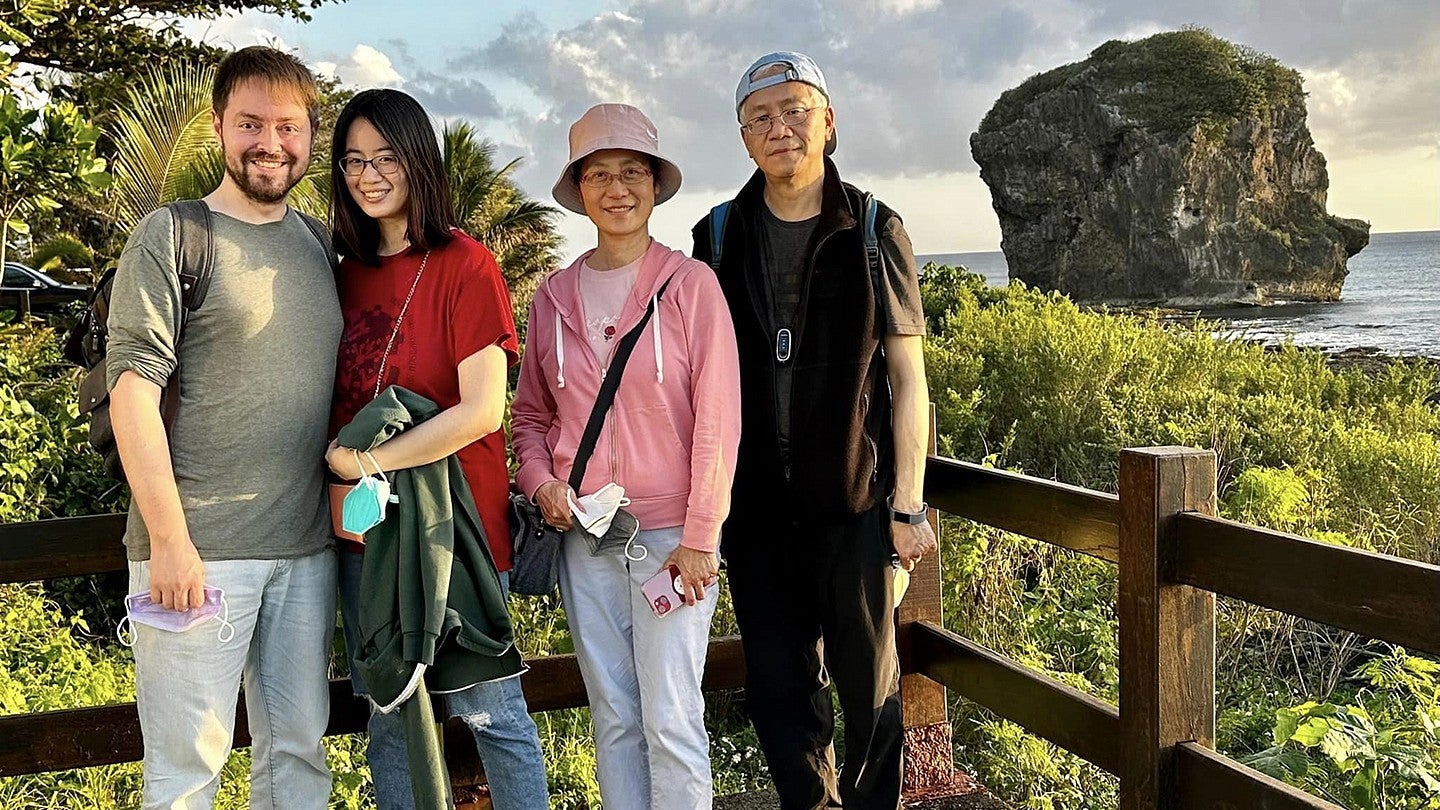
212, 46, 321, 130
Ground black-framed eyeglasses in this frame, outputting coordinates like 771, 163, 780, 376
579, 166, 654, 188
338, 155, 402, 177
740, 106, 819, 136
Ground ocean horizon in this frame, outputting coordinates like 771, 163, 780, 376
919, 229, 1440, 358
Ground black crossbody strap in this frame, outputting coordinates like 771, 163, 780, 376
567, 276, 674, 493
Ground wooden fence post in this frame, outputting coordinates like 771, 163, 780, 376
899, 404, 955, 794
1118, 447, 1217, 810
446, 717, 491, 809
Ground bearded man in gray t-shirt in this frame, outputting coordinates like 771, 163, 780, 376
106, 47, 342, 810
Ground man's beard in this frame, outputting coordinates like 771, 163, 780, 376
222, 145, 308, 205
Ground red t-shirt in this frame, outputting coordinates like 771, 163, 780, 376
331, 231, 519, 570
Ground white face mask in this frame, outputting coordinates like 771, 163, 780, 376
568, 482, 630, 536
570, 483, 647, 561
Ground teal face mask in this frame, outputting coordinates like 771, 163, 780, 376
342, 450, 394, 536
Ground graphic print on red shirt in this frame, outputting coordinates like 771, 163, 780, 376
331, 230, 519, 570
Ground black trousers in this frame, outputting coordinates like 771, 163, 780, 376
724, 502, 903, 810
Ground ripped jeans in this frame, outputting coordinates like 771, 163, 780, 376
338, 550, 548, 809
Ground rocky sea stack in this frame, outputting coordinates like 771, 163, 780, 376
971, 29, 1370, 306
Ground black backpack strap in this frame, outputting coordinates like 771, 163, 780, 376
166, 199, 215, 315
296, 210, 339, 272
707, 201, 731, 271
567, 276, 675, 492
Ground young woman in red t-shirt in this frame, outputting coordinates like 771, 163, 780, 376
323, 88, 547, 809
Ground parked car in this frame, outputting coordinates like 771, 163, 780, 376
1, 262, 91, 313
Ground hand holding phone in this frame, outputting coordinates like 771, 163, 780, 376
641, 564, 684, 618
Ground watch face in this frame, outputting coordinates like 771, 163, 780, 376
892, 508, 926, 525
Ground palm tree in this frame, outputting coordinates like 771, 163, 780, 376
107, 62, 329, 233
443, 121, 561, 321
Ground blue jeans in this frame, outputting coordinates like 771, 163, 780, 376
338, 550, 548, 809
129, 551, 336, 810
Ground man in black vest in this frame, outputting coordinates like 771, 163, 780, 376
692, 51, 936, 809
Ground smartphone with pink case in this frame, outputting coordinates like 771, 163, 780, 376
641, 564, 684, 618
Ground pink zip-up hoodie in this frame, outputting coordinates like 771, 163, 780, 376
511, 240, 741, 552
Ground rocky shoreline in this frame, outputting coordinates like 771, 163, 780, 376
1134, 307, 1440, 379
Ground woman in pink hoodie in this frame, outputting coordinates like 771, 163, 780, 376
511, 104, 740, 808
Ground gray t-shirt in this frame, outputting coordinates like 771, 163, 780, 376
757, 205, 818, 453
106, 206, 342, 562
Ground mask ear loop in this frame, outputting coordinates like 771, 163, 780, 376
352, 449, 371, 480
214, 594, 236, 643
116, 592, 142, 647
623, 535, 648, 563
117, 615, 136, 647
363, 451, 396, 502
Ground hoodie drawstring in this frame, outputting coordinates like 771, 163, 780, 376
651, 292, 664, 384
552, 274, 669, 389
554, 315, 566, 389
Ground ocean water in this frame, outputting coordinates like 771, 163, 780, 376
920, 230, 1440, 358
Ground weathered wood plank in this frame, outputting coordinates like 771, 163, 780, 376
1174, 513, 1440, 656
0, 679, 367, 776
924, 457, 1120, 563
0, 513, 127, 584
911, 621, 1120, 776
1174, 743, 1340, 810
1118, 448, 1217, 810
0, 637, 747, 776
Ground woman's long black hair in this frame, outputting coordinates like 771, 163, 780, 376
330, 88, 456, 265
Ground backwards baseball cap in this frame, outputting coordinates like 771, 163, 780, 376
735, 51, 836, 155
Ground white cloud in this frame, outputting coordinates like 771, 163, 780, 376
173, 12, 291, 51
339, 44, 405, 87
267, 0, 1437, 250
867, 0, 942, 14
1306, 69, 1358, 110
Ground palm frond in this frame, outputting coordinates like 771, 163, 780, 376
108, 62, 219, 230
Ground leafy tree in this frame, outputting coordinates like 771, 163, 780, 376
0, 0, 60, 83
2, 0, 335, 87
0, 93, 109, 269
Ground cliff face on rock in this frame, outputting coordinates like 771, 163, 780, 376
970, 29, 1369, 306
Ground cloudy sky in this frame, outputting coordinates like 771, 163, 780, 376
182, 0, 1440, 258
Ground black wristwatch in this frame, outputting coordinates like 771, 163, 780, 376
889, 497, 928, 525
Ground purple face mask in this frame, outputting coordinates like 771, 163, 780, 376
117, 586, 235, 647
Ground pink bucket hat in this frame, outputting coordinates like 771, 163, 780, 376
552, 103, 683, 215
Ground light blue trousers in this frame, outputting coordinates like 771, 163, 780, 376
559, 525, 719, 810
129, 550, 337, 810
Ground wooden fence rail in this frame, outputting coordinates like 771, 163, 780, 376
2, 442, 1437, 810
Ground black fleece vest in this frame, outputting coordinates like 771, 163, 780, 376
704, 167, 894, 525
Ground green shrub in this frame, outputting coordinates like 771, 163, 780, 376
1241, 647, 1440, 810
978, 27, 1306, 140
924, 264, 1439, 808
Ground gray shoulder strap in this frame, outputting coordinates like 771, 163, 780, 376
296, 210, 338, 272
166, 199, 215, 314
